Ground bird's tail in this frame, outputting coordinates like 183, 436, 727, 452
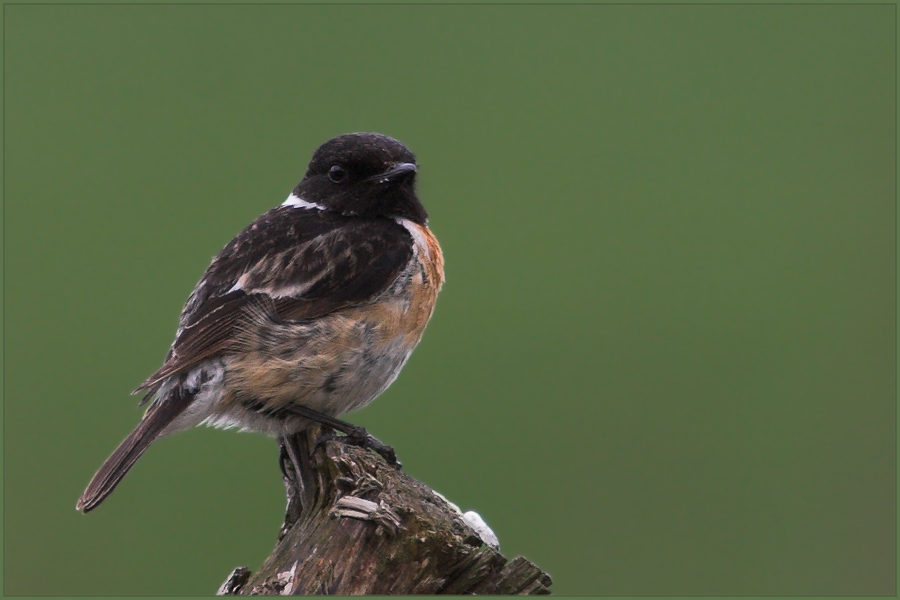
76, 389, 192, 513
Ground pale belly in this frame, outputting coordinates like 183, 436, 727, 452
215, 304, 423, 436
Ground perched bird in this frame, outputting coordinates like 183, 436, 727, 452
77, 133, 444, 512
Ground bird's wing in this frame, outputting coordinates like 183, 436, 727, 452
134, 206, 414, 394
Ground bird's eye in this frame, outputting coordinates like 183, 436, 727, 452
328, 165, 347, 183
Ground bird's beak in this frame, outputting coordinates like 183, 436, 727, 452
369, 162, 418, 183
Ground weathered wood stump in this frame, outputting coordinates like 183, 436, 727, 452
218, 426, 552, 595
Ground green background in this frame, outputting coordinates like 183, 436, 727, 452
2, 3, 895, 596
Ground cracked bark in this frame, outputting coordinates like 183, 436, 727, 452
218, 426, 552, 595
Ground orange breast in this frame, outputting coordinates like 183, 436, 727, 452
409, 222, 445, 290
402, 222, 444, 343
218, 221, 445, 425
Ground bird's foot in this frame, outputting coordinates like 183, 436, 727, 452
314, 426, 401, 468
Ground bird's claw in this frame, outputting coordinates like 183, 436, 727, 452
313, 427, 402, 468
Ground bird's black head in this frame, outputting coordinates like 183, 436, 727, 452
292, 133, 428, 225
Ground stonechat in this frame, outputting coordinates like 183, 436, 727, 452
77, 133, 444, 512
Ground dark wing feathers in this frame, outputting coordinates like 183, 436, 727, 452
135, 207, 413, 394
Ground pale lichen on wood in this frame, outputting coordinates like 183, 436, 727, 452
219, 426, 552, 595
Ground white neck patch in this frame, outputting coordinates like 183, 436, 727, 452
282, 193, 325, 210
395, 217, 431, 259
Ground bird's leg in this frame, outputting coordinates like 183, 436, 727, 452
283, 404, 401, 468
278, 435, 306, 489
277, 433, 312, 538
278, 438, 290, 479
